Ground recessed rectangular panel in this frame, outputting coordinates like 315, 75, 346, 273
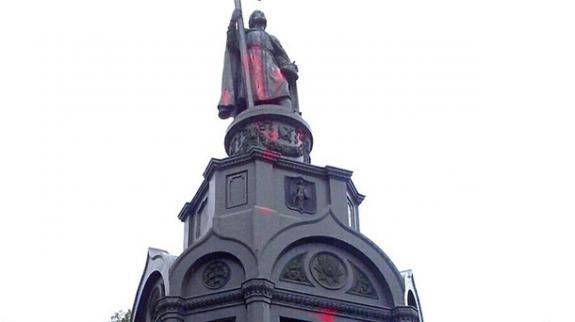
226, 171, 248, 209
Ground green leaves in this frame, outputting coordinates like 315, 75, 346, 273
109, 310, 131, 322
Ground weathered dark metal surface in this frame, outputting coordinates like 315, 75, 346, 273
218, 10, 299, 119
132, 3, 423, 322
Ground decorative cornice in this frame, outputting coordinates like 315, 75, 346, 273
204, 154, 244, 179
155, 290, 245, 318
154, 297, 185, 320
204, 147, 346, 180
273, 289, 392, 321
392, 306, 420, 322
346, 180, 366, 205
242, 279, 275, 300
197, 147, 364, 195
178, 179, 209, 221
325, 166, 354, 180
153, 280, 401, 321
184, 289, 244, 312
274, 158, 329, 177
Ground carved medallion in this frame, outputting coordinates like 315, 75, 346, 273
347, 264, 378, 299
280, 253, 313, 286
310, 252, 347, 290
285, 176, 317, 214
202, 260, 231, 289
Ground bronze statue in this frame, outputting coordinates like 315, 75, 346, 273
218, 9, 299, 119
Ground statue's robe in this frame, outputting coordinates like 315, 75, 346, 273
218, 28, 293, 119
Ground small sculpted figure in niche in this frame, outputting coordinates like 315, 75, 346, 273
293, 182, 310, 210
218, 9, 299, 119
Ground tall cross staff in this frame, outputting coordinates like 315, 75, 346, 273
233, 0, 256, 110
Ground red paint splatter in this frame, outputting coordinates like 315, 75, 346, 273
249, 49, 266, 100
222, 89, 232, 105
255, 206, 274, 216
262, 149, 279, 161
269, 128, 279, 143
317, 308, 336, 322
272, 66, 284, 81
271, 66, 285, 94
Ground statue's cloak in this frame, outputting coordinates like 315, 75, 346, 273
218, 28, 292, 119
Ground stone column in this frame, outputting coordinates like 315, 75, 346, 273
155, 297, 184, 322
242, 279, 275, 322
392, 306, 420, 322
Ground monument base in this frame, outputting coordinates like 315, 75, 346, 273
224, 105, 313, 163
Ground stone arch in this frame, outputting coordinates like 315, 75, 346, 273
169, 231, 257, 296
408, 290, 417, 307
271, 236, 394, 307
133, 271, 166, 322
259, 211, 405, 306
181, 251, 246, 297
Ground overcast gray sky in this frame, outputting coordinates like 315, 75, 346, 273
1, 1, 574, 322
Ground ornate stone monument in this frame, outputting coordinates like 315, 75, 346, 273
131, 3, 423, 322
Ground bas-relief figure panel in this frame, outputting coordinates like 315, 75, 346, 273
274, 170, 328, 217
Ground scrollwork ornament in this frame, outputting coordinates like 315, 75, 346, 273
347, 264, 378, 299
280, 253, 313, 285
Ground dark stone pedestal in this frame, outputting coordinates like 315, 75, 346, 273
132, 149, 423, 322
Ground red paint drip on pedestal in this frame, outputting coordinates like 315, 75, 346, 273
262, 149, 279, 161
318, 308, 336, 322
255, 206, 274, 216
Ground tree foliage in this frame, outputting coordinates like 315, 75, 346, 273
109, 310, 131, 322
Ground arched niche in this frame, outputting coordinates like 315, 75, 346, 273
182, 252, 246, 298
408, 290, 417, 307
133, 271, 166, 322
271, 237, 394, 308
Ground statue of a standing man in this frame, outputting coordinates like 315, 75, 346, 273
218, 10, 299, 119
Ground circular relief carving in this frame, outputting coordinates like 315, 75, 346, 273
310, 252, 347, 290
202, 260, 231, 289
